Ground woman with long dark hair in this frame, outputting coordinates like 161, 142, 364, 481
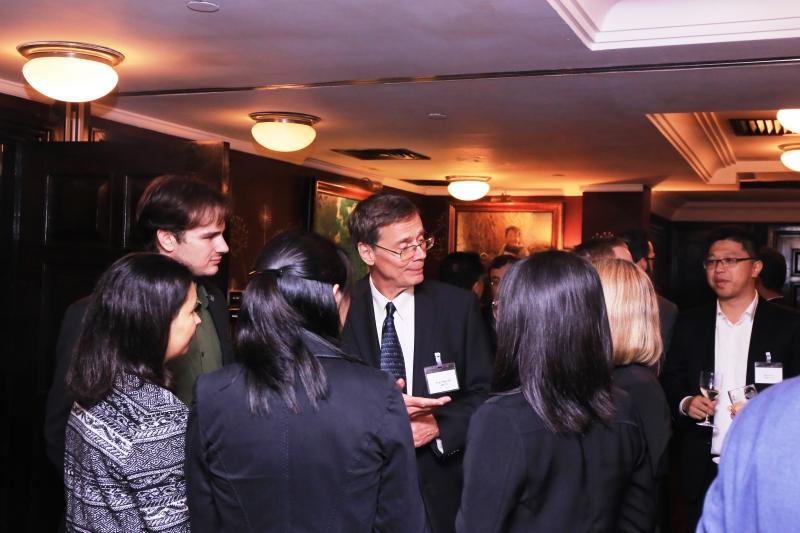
64, 253, 199, 532
456, 251, 654, 532
186, 230, 424, 532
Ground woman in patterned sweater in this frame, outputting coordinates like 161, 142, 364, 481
64, 253, 200, 532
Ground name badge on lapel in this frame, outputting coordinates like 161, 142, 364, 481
424, 352, 460, 395
754, 351, 783, 385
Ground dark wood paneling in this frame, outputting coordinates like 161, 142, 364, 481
582, 190, 651, 241
3, 140, 228, 532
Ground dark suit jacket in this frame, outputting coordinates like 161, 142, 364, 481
185, 351, 426, 533
456, 389, 654, 533
660, 298, 800, 499
612, 364, 672, 480
341, 278, 493, 533
657, 294, 678, 357
43, 280, 233, 472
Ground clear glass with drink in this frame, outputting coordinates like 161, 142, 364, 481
728, 384, 758, 418
698, 371, 720, 427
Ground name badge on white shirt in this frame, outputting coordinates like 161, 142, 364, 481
424, 352, 460, 395
755, 351, 783, 384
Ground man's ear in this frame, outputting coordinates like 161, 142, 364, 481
357, 242, 376, 266
751, 259, 764, 279
156, 229, 177, 254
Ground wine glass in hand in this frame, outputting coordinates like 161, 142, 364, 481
697, 371, 720, 427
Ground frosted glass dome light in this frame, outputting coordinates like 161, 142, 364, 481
446, 176, 491, 201
249, 112, 320, 152
17, 41, 124, 102
780, 146, 800, 172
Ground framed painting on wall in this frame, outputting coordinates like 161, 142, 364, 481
310, 180, 373, 279
448, 201, 563, 259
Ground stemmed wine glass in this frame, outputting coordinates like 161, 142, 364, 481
697, 371, 720, 427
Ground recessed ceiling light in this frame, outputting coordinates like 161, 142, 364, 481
427, 112, 448, 120
187, 0, 220, 12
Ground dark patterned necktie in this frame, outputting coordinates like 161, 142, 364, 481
380, 302, 406, 381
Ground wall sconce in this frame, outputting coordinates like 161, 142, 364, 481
446, 175, 491, 201
249, 112, 320, 152
17, 41, 124, 102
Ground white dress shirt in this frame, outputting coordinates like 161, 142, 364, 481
369, 276, 416, 393
710, 292, 758, 454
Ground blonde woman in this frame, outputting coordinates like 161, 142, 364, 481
595, 258, 672, 484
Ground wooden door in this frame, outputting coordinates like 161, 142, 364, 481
1, 140, 229, 531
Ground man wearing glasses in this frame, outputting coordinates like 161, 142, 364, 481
661, 226, 800, 531
342, 193, 492, 533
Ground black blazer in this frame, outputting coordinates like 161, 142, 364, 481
612, 364, 672, 480
341, 278, 493, 533
456, 389, 654, 533
660, 298, 800, 499
43, 279, 233, 472
657, 295, 678, 357
185, 351, 426, 533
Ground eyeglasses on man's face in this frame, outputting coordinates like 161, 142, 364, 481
373, 236, 435, 262
702, 257, 756, 270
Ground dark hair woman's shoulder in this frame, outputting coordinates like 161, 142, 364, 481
194, 363, 246, 398
322, 355, 398, 390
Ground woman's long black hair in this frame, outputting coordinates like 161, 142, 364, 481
67, 253, 195, 406
492, 250, 615, 435
237, 230, 351, 414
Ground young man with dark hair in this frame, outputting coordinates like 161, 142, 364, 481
342, 193, 492, 533
661, 226, 800, 531
44, 175, 234, 472
483, 254, 520, 353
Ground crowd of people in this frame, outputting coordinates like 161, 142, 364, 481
45, 175, 800, 532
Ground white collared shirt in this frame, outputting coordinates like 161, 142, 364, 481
369, 276, 416, 393
711, 292, 758, 454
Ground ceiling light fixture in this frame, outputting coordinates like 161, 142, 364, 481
17, 41, 124, 102
777, 109, 800, 133
249, 112, 321, 152
446, 175, 491, 201
780, 143, 800, 171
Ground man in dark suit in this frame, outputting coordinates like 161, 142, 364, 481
341, 193, 493, 533
44, 175, 234, 472
661, 226, 800, 531
621, 229, 679, 355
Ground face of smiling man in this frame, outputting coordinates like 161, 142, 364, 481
157, 210, 229, 277
358, 213, 426, 299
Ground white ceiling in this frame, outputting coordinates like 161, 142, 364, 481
4, 0, 800, 202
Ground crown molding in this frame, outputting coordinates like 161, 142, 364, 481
547, 0, 800, 50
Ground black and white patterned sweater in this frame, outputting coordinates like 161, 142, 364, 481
64, 373, 189, 532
